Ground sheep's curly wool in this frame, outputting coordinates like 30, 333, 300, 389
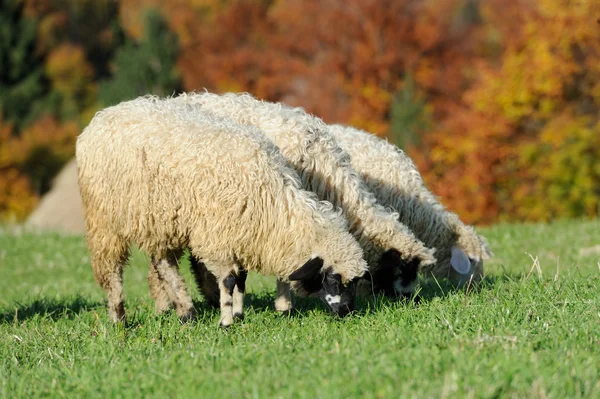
76, 96, 367, 323
328, 124, 493, 284
170, 92, 436, 275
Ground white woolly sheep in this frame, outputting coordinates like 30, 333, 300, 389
167, 92, 436, 308
327, 124, 493, 285
76, 96, 368, 326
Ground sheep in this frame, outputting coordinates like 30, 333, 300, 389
327, 124, 493, 286
76, 96, 368, 327
166, 92, 436, 309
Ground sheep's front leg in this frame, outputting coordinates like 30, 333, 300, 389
232, 269, 247, 320
152, 252, 196, 322
275, 279, 293, 313
219, 272, 237, 328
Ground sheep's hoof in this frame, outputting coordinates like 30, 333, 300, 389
275, 299, 293, 313
219, 321, 232, 329
109, 304, 126, 324
155, 301, 173, 315
233, 313, 244, 321
179, 311, 197, 324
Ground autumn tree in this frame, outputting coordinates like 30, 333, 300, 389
0, 0, 49, 130
1, 0, 117, 219
166, 0, 485, 136
416, 0, 600, 223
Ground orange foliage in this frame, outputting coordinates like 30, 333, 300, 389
417, 0, 600, 223
0, 120, 37, 220
0, 116, 78, 220
6, 0, 599, 224
123, 0, 483, 136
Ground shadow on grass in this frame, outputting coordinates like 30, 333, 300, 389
106, 274, 520, 327
191, 293, 331, 320
249, 293, 335, 319
189, 274, 518, 320
351, 274, 519, 313
415, 274, 517, 302
0, 296, 102, 324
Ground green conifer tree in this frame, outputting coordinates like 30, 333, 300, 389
0, 0, 48, 130
388, 75, 431, 149
99, 9, 181, 106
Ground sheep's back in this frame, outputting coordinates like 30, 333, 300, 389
76, 97, 294, 258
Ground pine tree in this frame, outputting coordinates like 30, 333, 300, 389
389, 76, 431, 149
0, 0, 48, 130
99, 9, 181, 106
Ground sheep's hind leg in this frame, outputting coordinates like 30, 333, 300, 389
88, 234, 129, 323
152, 251, 196, 322
275, 279, 293, 314
148, 265, 173, 315
101, 268, 127, 323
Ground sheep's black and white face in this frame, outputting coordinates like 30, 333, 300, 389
289, 257, 357, 317
370, 249, 419, 299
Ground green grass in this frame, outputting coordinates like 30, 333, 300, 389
1, 219, 599, 398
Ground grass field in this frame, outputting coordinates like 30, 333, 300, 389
1, 219, 599, 398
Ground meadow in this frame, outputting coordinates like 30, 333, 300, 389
1, 219, 599, 398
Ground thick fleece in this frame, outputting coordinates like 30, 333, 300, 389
76, 97, 367, 325
170, 93, 436, 297
328, 124, 493, 285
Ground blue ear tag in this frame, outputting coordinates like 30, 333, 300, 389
451, 246, 471, 275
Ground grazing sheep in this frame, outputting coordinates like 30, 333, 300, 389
327, 124, 493, 285
76, 96, 368, 326
167, 92, 436, 308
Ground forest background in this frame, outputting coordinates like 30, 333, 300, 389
1, 0, 599, 225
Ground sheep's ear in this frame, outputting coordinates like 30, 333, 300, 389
450, 246, 471, 275
289, 257, 324, 281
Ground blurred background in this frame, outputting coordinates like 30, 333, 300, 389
1, 0, 599, 228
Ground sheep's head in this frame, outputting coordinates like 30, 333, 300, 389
289, 256, 358, 317
448, 245, 485, 286
360, 249, 420, 299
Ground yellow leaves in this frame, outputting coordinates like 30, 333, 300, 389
347, 83, 394, 135
510, 112, 600, 221
468, 1, 599, 126
215, 79, 244, 94
20, 117, 79, 162
414, 59, 436, 90
45, 44, 95, 98
422, 0, 600, 223
0, 168, 38, 221
360, 84, 392, 106
118, 0, 158, 40
0, 116, 79, 220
